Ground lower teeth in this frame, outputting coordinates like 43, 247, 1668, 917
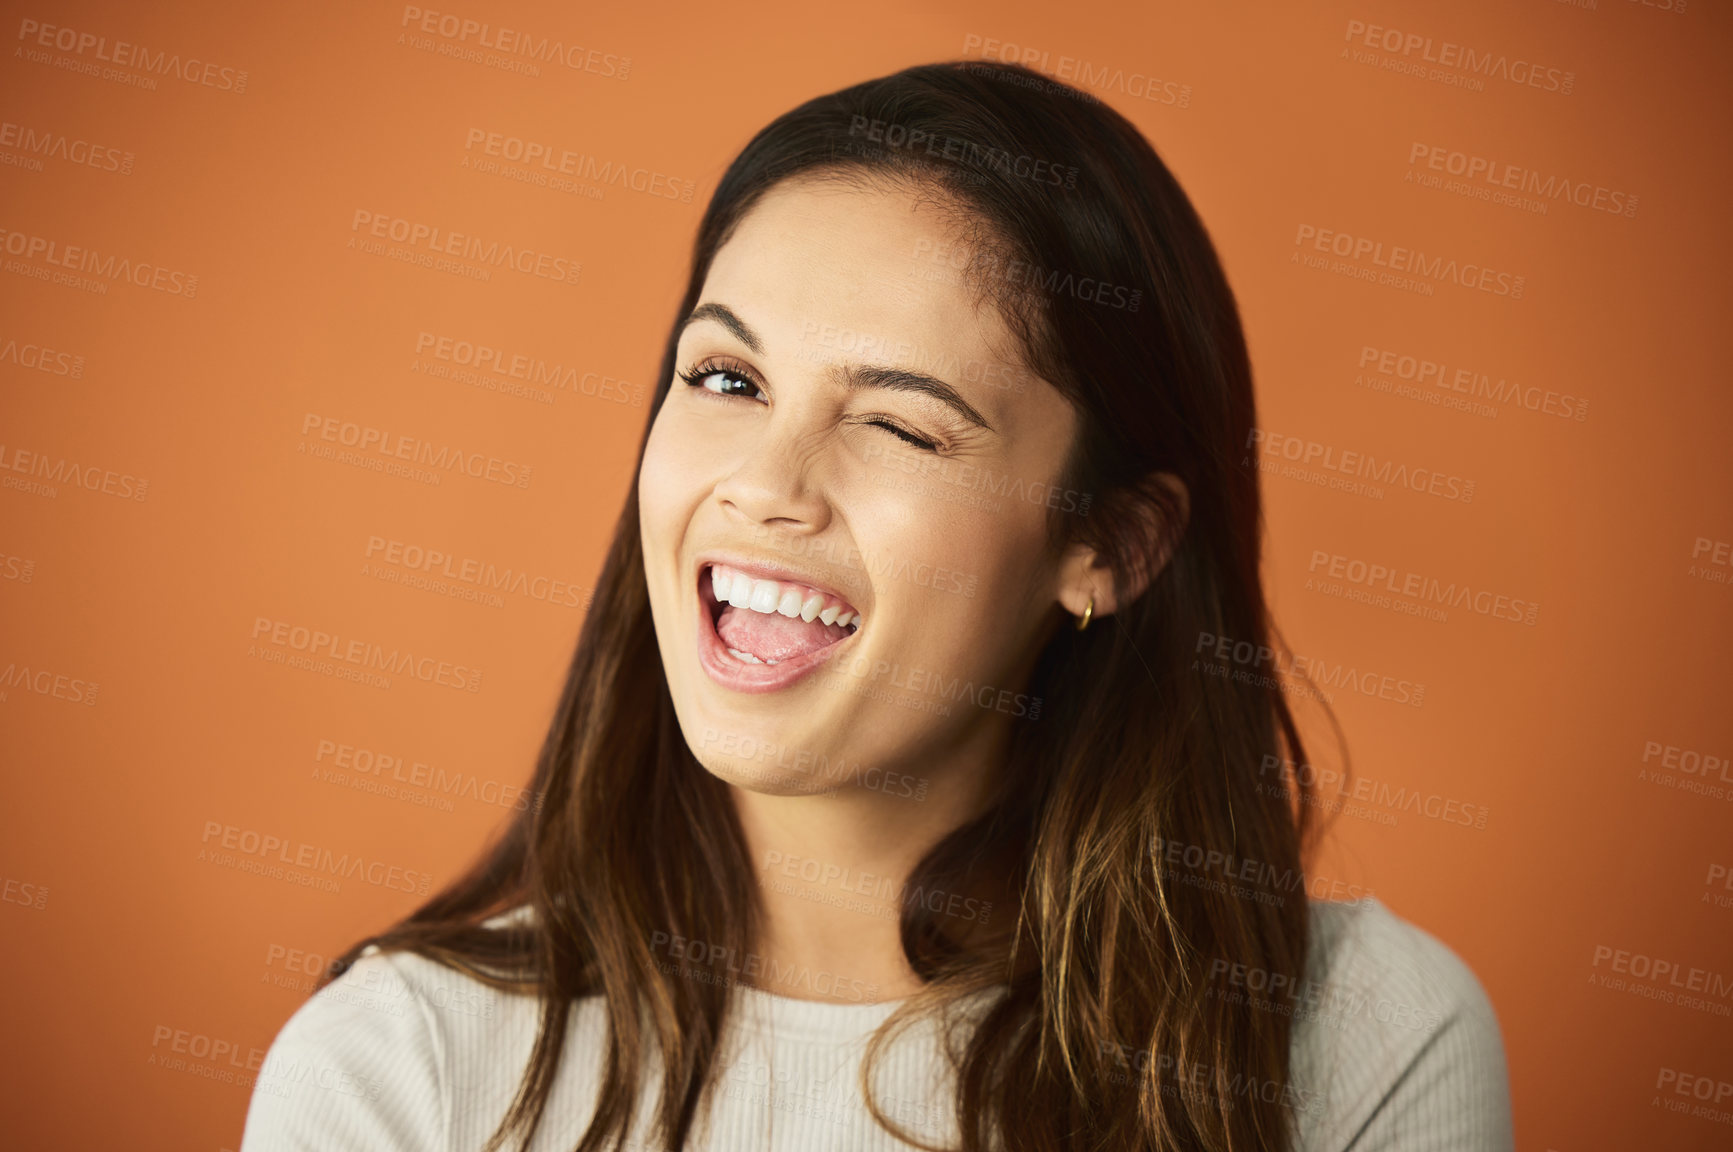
726, 647, 778, 666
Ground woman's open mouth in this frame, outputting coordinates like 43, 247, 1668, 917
695, 562, 862, 693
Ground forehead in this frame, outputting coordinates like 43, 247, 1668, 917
700, 175, 1027, 380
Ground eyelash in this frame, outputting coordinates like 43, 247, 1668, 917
676, 356, 944, 453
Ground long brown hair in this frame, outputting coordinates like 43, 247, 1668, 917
324, 60, 1331, 1152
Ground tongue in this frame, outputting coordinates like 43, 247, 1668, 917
716, 605, 851, 663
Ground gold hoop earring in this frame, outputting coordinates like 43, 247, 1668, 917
1075, 595, 1094, 631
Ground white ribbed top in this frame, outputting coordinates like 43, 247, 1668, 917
239, 898, 1513, 1150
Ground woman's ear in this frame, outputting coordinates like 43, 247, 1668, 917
1148, 471, 1190, 576
1057, 471, 1188, 619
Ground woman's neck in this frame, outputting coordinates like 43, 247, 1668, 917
729, 729, 1010, 1003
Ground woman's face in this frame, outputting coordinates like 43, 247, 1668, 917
639, 175, 1082, 797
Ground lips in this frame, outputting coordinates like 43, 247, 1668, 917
693, 556, 864, 693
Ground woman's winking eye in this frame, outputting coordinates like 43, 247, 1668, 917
677, 354, 945, 452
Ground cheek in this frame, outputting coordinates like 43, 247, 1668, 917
640, 411, 698, 536
643, 395, 736, 497
878, 511, 1048, 666
854, 502, 995, 641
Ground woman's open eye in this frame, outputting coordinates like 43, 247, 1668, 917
678, 359, 763, 401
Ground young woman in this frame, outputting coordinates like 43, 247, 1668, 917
241, 61, 1512, 1152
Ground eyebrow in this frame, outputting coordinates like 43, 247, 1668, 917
679, 301, 997, 435
682, 302, 763, 355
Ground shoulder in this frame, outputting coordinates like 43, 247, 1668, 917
240, 911, 619, 1152
1301, 896, 1494, 1033
1289, 898, 1513, 1152
238, 944, 526, 1152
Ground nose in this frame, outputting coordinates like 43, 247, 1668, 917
711, 416, 833, 534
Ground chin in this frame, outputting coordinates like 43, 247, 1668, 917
667, 692, 823, 785
692, 749, 840, 798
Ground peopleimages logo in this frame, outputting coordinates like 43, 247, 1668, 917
299, 412, 534, 490
1245, 428, 1476, 503
649, 931, 880, 1003
1356, 346, 1589, 423
1654, 1068, 1733, 1124
1589, 944, 1733, 1016
0, 120, 134, 174
1293, 225, 1524, 299
1342, 19, 1575, 95
1194, 631, 1425, 708
0, 551, 36, 583
912, 237, 1142, 311
845, 116, 1078, 189
249, 616, 483, 693
1307, 549, 1540, 626
0, 335, 85, 377
398, 6, 630, 79
1153, 836, 1374, 905
0, 442, 148, 501
462, 129, 693, 202
0, 658, 99, 705
314, 737, 544, 814
761, 851, 991, 924
1406, 142, 1637, 219
862, 442, 1093, 516
0, 226, 198, 296
349, 210, 580, 286
413, 331, 640, 406
1258, 755, 1487, 830
198, 820, 434, 896
960, 34, 1191, 108
364, 535, 590, 608
15, 17, 250, 92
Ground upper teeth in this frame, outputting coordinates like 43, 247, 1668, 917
708, 563, 862, 631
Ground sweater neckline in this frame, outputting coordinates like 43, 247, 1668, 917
727, 981, 1011, 1044
728, 982, 909, 1042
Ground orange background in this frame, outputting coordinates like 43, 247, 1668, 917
2, 1, 1730, 1148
